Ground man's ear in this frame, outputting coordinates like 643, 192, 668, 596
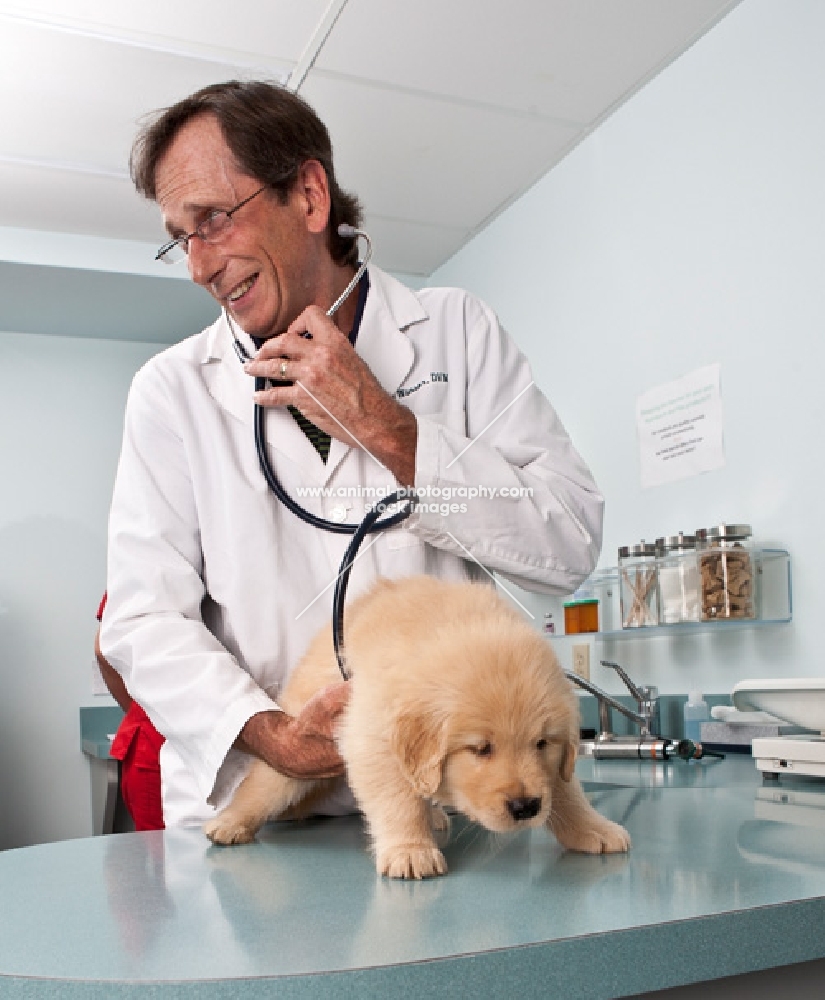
391, 710, 448, 798
295, 159, 331, 235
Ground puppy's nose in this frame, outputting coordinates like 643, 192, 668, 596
507, 796, 542, 822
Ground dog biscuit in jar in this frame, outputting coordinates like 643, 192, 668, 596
696, 524, 756, 621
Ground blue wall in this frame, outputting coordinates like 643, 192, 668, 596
0, 329, 160, 848
429, 0, 824, 696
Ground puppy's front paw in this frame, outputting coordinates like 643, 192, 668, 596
377, 844, 448, 879
561, 818, 631, 855
204, 814, 258, 846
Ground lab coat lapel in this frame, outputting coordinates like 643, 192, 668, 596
200, 316, 254, 428
201, 314, 329, 484
324, 268, 421, 483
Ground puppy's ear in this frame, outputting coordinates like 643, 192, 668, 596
559, 690, 583, 783
560, 742, 577, 782
392, 711, 447, 797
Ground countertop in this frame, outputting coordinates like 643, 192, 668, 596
2, 756, 825, 999
79, 705, 124, 759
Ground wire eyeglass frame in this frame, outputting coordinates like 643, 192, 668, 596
155, 185, 268, 264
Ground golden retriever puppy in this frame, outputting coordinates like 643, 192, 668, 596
205, 576, 630, 878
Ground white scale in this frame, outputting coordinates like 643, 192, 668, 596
732, 678, 825, 780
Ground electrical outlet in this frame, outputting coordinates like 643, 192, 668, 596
572, 644, 590, 680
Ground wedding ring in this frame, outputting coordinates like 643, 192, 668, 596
279, 359, 288, 379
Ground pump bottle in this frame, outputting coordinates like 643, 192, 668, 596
683, 691, 709, 743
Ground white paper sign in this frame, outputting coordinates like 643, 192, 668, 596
636, 364, 725, 489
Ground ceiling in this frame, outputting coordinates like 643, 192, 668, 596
0, 0, 740, 281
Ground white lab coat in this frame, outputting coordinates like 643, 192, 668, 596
101, 267, 603, 826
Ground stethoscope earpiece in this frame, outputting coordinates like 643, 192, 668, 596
328, 227, 372, 318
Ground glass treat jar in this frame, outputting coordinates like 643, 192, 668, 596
696, 524, 756, 621
656, 533, 701, 624
618, 542, 659, 628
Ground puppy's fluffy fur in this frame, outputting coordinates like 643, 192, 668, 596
205, 576, 630, 877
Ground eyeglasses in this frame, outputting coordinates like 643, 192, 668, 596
155, 186, 268, 264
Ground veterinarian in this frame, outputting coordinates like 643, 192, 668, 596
100, 80, 605, 828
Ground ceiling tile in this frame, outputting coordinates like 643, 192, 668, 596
301, 72, 581, 230
0, 19, 290, 174
0, 161, 163, 242
0, 0, 741, 278
0, 1, 327, 64
317, 0, 736, 123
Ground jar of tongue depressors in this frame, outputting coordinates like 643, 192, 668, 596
695, 523, 757, 621
618, 541, 659, 628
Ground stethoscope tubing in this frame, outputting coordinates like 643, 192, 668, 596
331, 488, 412, 679
252, 389, 414, 677
252, 381, 413, 535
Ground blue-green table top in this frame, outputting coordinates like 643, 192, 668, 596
3, 756, 825, 999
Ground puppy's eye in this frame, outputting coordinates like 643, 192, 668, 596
472, 741, 493, 757
536, 738, 548, 751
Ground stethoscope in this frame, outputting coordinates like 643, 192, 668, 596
226, 225, 416, 678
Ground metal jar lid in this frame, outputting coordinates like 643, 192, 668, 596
618, 541, 656, 559
655, 532, 696, 554
696, 524, 752, 542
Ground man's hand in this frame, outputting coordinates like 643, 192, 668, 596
242, 306, 417, 486
236, 682, 350, 780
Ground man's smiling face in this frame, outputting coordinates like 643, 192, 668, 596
154, 113, 327, 340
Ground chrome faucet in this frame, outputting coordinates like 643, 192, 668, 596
565, 659, 660, 740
